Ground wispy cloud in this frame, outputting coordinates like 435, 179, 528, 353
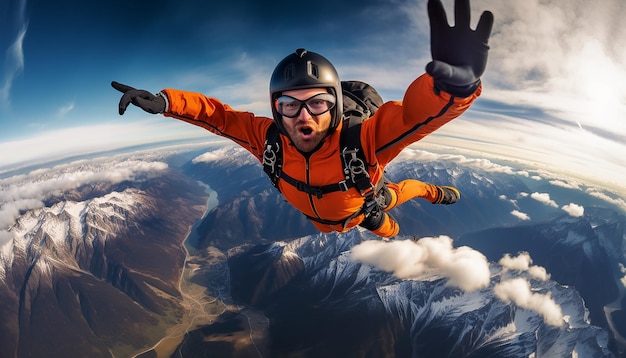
56, 102, 75, 118
1, 0, 28, 108
1, 24, 27, 108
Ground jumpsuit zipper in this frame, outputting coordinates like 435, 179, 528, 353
304, 157, 322, 219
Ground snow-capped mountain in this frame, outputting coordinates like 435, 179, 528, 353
172, 146, 621, 357
216, 230, 613, 357
0, 168, 208, 357
459, 206, 626, 356
2, 144, 623, 357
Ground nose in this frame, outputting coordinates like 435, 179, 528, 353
297, 104, 313, 120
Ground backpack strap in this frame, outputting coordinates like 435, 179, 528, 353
262, 123, 282, 190
340, 121, 374, 196
340, 120, 389, 221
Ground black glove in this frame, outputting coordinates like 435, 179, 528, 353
111, 81, 166, 115
426, 0, 494, 97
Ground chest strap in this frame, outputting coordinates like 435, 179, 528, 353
279, 171, 354, 199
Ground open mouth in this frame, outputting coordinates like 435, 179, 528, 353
300, 127, 313, 135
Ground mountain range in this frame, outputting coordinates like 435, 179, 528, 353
1, 168, 208, 357
0, 143, 624, 357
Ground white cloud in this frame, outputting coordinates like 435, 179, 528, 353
530, 192, 558, 208
499, 252, 550, 281
494, 278, 564, 327
0, 198, 44, 228
561, 203, 584, 218
191, 146, 256, 166
350, 236, 491, 292
499, 252, 533, 272
192, 146, 242, 163
511, 210, 530, 221
527, 266, 550, 282
192, 151, 224, 163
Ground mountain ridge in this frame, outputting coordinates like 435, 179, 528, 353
1, 170, 208, 357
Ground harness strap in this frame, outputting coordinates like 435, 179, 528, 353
262, 123, 282, 189
279, 171, 352, 199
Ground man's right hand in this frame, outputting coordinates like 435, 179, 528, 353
111, 81, 166, 115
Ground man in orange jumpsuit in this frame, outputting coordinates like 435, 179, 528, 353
112, 0, 493, 238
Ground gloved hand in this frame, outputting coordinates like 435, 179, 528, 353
426, 0, 494, 97
111, 81, 166, 115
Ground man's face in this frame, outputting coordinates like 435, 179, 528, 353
278, 88, 334, 153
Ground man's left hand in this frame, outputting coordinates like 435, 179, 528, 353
426, 0, 494, 97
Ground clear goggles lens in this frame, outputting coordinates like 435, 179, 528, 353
276, 93, 336, 118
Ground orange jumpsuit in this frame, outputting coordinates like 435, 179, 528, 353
161, 74, 480, 238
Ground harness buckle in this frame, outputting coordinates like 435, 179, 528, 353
296, 181, 323, 199
338, 180, 349, 192
263, 141, 280, 174
363, 196, 379, 213
342, 147, 370, 183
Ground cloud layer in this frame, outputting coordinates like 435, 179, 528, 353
0, 154, 169, 248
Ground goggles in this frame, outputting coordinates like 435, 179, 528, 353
276, 93, 336, 118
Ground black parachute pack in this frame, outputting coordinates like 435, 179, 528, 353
262, 80, 386, 226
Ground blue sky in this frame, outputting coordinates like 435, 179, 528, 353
1, 0, 625, 194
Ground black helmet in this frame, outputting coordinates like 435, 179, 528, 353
269, 48, 343, 135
